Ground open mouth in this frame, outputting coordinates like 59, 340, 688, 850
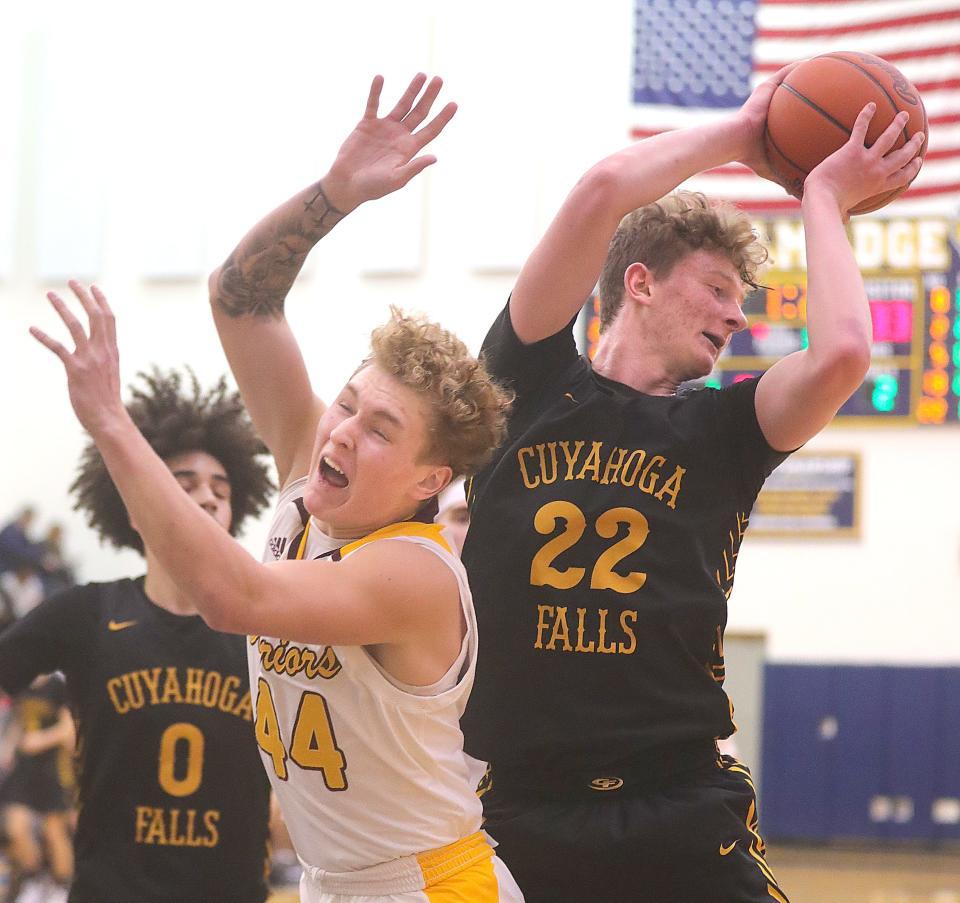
703, 332, 724, 353
320, 456, 349, 489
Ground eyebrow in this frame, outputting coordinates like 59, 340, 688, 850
342, 382, 406, 430
171, 469, 231, 486
705, 269, 740, 289
706, 269, 746, 301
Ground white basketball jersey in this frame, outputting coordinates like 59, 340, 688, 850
252, 478, 485, 872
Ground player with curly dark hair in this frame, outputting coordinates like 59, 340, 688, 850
0, 368, 275, 903
71, 368, 274, 554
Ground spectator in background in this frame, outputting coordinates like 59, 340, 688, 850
0, 509, 51, 578
0, 509, 60, 623
437, 478, 469, 555
0, 673, 75, 903
38, 524, 76, 598
0, 565, 44, 624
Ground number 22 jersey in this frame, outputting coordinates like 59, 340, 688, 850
461, 301, 789, 777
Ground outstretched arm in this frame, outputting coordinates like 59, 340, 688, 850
209, 74, 456, 486
508, 66, 798, 345
30, 285, 460, 655
754, 105, 925, 451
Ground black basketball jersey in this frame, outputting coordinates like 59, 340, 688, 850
461, 302, 788, 777
0, 578, 271, 903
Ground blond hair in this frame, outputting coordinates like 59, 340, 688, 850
365, 308, 512, 477
597, 191, 768, 330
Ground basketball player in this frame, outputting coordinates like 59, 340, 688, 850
0, 369, 275, 903
437, 479, 469, 555
30, 75, 523, 903
0, 673, 74, 900
460, 68, 926, 903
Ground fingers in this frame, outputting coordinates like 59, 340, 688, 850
403, 76, 443, 131
90, 284, 117, 347
364, 75, 384, 119
849, 102, 877, 146
413, 101, 458, 149
32, 281, 115, 361
74, 280, 115, 346
28, 326, 70, 363
769, 60, 801, 86
385, 72, 428, 121
397, 154, 437, 184
869, 109, 910, 157
882, 129, 925, 172
379, 74, 455, 140
886, 148, 924, 189
46, 291, 89, 350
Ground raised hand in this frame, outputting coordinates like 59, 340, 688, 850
322, 73, 457, 213
731, 62, 801, 195
804, 104, 925, 218
30, 280, 127, 437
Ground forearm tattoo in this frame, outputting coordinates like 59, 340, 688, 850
214, 182, 345, 319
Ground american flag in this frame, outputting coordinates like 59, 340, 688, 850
631, 0, 960, 215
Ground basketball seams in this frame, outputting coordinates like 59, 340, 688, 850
780, 83, 853, 138
765, 127, 809, 182
818, 53, 911, 145
764, 51, 927, 213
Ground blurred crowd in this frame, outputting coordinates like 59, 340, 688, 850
0, 508, 77, 903
0, 509, 76, 631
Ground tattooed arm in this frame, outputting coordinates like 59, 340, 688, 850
209, 73, 456, 486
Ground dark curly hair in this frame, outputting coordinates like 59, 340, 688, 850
71, 368, 275, 554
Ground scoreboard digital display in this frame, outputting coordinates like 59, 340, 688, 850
579, 218, 960, 425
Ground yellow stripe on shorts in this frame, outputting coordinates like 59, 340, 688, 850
419, 832, 499, 902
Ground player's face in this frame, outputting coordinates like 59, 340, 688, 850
303, 363, 450, 538
164, 450, 233, 532
437, 502, 469, 555
646, 249, 748, 382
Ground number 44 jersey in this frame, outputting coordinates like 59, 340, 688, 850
460, 302, 790, 778
255, 478, 485, 874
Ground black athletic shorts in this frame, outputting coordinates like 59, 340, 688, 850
0, 756, 70, 814
482, 749, 789, 903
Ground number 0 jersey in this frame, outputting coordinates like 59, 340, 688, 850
254, 478, 485, 873
461, 302, 789, 777
0, 578, 271, 903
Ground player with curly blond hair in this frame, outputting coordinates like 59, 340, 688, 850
30, 73, 521, 903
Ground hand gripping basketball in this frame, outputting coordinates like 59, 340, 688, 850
764, 52, 929, 213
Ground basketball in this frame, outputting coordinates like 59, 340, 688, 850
764, 51, 928, 214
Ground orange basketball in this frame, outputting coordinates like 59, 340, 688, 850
764, 51, 928, 214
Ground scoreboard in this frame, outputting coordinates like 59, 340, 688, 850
579, 217, 960, 425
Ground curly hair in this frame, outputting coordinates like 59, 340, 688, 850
597, 191, 768, 330
71, 368, 275, 554
364, 308, 512, 478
